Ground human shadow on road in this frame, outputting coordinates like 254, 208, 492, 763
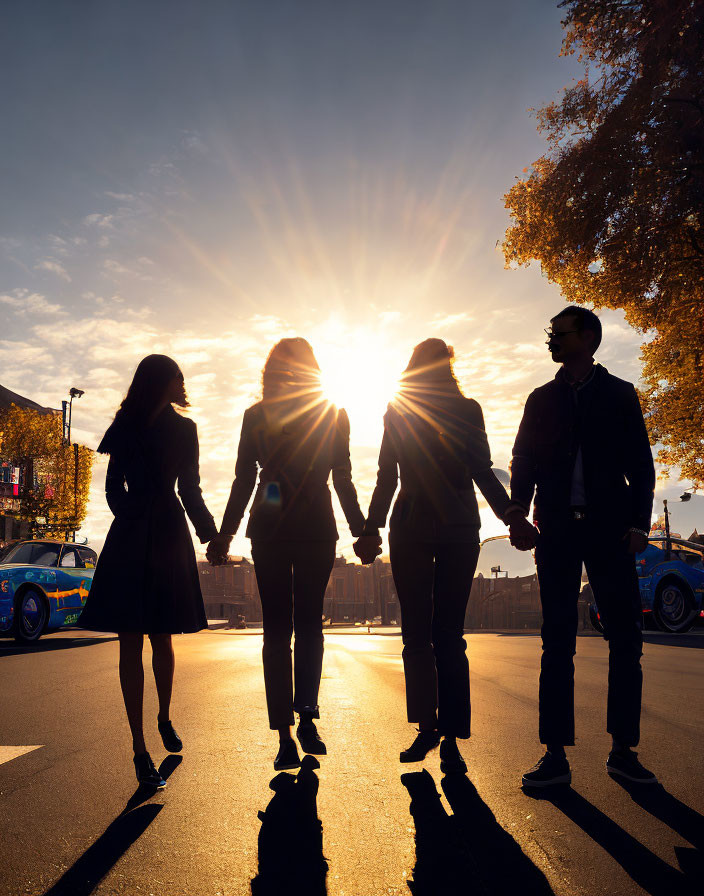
402, 769, 555, 895
524, 784, 692, 895
41, 755, 181, 896
251, 754, 328, 896
612, 778, 704, 881
0, 635, 118, 658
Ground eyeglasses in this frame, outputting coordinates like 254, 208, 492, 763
544, 327, 579, 340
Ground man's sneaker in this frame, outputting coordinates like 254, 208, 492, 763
522, 751, 571, 788
606, 749, 657, 784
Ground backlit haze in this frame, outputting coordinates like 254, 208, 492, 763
2, 2, 696, 571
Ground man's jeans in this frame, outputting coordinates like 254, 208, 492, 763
535, 518, 643, 747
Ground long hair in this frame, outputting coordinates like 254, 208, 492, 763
400, 338, 463, 400
117, 354, 188, 425
261, 338, 323, 403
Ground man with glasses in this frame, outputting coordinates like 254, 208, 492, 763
509, 306, 657, 787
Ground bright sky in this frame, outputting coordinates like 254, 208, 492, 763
2, 2, 696, 567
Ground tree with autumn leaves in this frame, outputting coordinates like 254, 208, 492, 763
503, 0, 703, 485
0, 404, 93, 537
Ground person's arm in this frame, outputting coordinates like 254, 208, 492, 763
465, 400, 513, 522
177, 421, 218, 544
510, 391, 539, 517
219, 409, 259, 539
331, 408, 365, 537
104, 453, 131, 518
624, 385, 655, 537
365, 423, 399, 533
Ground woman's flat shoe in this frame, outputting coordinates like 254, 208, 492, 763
440, 738, 467, 775
133, 752, 167, 788
400, 729, 441, 763
297, 721, 327, 755
158, 719, 183, 753
274, 738, 302, 771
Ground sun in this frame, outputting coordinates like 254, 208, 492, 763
312, 322, 406, 446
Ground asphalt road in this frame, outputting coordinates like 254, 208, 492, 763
0, 629, 702, 896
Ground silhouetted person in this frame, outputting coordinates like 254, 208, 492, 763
80, 355, 217, 787
510, 307, 657, 788
356, 339, 536, 773
207, 338, 365, 770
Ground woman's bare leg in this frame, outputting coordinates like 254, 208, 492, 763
149, 633, 175, 723
118, 633, 146, 754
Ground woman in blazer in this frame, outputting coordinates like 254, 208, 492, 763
80, 354, 217, 787
208, 338, 365, 770
356, 339, 535, 773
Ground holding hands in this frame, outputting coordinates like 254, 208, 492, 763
354, 531, 383, 565
206, 533, 231, 566
506, 509, 539, 552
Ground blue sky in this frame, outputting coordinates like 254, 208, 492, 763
4, 1, 688, 564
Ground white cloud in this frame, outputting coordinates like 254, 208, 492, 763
0, 289, 65, 316
84, 213, 115, 228
34, 258, 71, 282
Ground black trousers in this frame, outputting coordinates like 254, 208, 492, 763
535, 518, 643, 747
251, 540, 336, 730
390, 540, 480, 739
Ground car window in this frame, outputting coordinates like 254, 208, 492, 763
60, 547, 83, 568
3, 542, 60, 566
77, 547, 97, 569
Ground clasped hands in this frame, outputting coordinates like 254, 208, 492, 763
353, 531, 383, 565
506, 510, 539, 552
206, 533, 231, 566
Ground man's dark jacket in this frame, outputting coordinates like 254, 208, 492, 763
510, 364, 655, 533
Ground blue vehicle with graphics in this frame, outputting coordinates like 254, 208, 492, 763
587, 536, 704, 634
0, 540, 96, 643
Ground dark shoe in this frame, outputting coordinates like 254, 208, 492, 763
522, 751, 571, 788
158, 719, 183, 753
297, 721, 327, 755
133, 752, 167, 788
606, 749, 657, 784
400, 729, 441, 763
439, 738, 467, 776
274, 738, 302, 771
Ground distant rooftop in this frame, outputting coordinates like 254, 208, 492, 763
0, 384, 59, 416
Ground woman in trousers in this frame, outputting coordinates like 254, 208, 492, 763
80, 354, 218, 787
208, 338, 365, 770
356, 339, 535, 773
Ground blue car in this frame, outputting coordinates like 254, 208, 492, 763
0, 540, 97, 643
587, 536, 704, 634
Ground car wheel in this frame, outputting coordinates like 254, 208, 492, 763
653, 579, 696, 633
14, 588, 48, 643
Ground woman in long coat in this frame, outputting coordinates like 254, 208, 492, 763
356, 339, 536, 773
80, 354, 217, 787
208, 338, 365, 770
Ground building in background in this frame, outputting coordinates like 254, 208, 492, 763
0, 385, 62, 543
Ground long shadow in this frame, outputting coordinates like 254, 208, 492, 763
251, 755, 328, 896
402, 769, 555, 895
0, 635, 118, 658
611, 778, 704, 880
42, 756, 181, 896
524, 784, 692, 895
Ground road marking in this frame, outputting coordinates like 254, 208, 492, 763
0, 746, 43, 766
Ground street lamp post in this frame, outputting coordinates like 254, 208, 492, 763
64, 387, 84, 541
